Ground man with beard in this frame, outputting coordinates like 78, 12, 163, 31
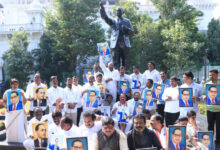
127, 114, 162, 150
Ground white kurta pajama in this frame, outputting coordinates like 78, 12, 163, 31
99, 56, 120, 102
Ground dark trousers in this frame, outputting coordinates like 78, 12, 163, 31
165, 112, 180, 127
77, 107, 83, 126
157, 104, 165, 119
207, 111, 220, 143
113, 46, 128, 69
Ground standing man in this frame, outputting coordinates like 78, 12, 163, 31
47, 76, 65, 114
143, 61, 161, 85
119, 66, 132, 99
26, 73, 47, 118
180, 71, 202, 117
99, 56, 120, 102
157, 71, 171, 119
162, 76, 180, 126
64, 77, 78, 125
130, 65, 144, 94
203, 69, 220, 146
99, 2, 134, 69
72, 76, 83, 126
127, 114, 162, 150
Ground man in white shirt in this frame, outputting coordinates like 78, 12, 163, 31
162, 76, 180, 126
99, 56, 120, 102
23, 107, 47, 150
48, 111, 62, 136
118, 66, 132, 99
25, 73, 47, 118
82, 75, 100, 110
95, 72, 107, 105
72, 76, 83, 126
150, 114, 168, 149
180, 71, 202, 117
64, 77, 78, 125
130, 65, 144, 94
143, 61, 161, 86
79, 111, 102, 146
47, 76, 65, 114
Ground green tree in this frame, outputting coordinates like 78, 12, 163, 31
3, 31, 34, 88
207, 18, 220, 64
45, 0, 105, 75
32, 32, 67, 83
162, 20, 202, 76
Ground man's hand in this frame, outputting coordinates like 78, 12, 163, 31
153, 99, 157, 103
192, 96, 200, 101
166, 96, 172, 101
28, 98, 34, 101
68, 103, 76, 109
106, 78, 113, 83
112, 107, 118, 114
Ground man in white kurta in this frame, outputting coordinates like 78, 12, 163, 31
64, 77, 78, 125
47, 76, 65, 114
3, 78, 27, 143
99, 56, 120, 102
25, 73, 47, 118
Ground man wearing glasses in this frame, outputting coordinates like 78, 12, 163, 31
180, 90, 192, 107
169, 128, 185, 150
207, 86, 220, 105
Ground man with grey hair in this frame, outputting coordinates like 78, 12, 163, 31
99, 56, 120, 102
93, 117, 129, 150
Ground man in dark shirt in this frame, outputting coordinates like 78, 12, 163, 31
127, 114, 162, 150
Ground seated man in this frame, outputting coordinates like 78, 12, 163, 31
48, 110, 62, 135
127, 114, 162, 150
150, 114, 168, 149
93, 117, 129, 150
79, 111, 102, 147
23, 107, 47, 150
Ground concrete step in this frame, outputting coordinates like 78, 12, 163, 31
0, 141, 25, 150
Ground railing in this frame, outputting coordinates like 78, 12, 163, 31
0, 23, 43, 33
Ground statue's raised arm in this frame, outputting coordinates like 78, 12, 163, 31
99, 1, 114, 26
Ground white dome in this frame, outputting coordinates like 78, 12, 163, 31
28, 0, 43, 12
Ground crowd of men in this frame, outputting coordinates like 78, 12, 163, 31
1, 55, 220, 150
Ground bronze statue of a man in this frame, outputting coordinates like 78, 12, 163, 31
100, 1, 134, 69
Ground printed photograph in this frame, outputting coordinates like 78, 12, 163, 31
179, 88, 193, 107
117, 106, 129, 123
131, 76, 142, 89
206, 84, 220, 105
86, 90, 99, 108
152, 83, 165, 100
144, 89, 153, 107
32, 122, 48, 148
83, 70, 94, 83
7, 90, 23, 112
198, 131, 214, 150
100, 106, 110, 117
33, 87, 47, 107
66, 137, 88, 150
168, 126, 186, 150
97, 42, 110, 56
133, 103, 144, 116
119, 81, 129, 94
48, 134, 64, 150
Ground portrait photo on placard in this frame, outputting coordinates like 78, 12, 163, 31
66, 137, 88, 150
48, 134, 64, 150
206, 84, 220, 105
120, 81, 129, 94
97, 42, 110, 56
97, 83, 105, 94
100, 106, 110, 117
179, 88, 193, 107
117, 106, 129, 123
86, 90, 99, 108
168, 126, 186, 150
133, 103, 144, 116
33, 87, 47, 107
7, 90, 23, 112
144, 89, 154, 107
131, 76, 142, 89
198, 131, 214, 150
152, 83, 165, 100
83, 70, 94, 83
32, 122, 48, 148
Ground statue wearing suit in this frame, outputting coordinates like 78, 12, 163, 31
100, 2, 134, 69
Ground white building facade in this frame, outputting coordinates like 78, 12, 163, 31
0, 0, 219, 82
